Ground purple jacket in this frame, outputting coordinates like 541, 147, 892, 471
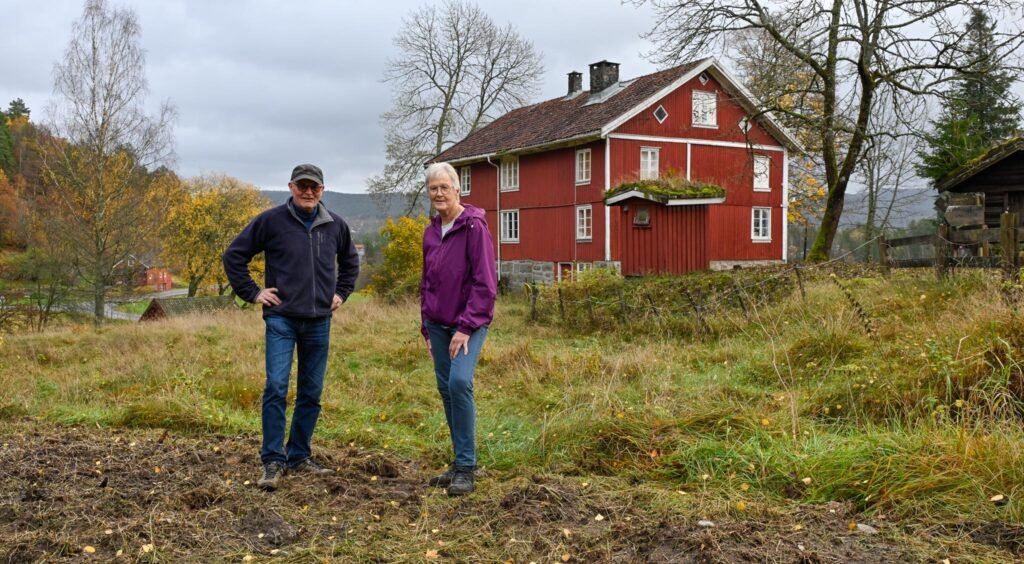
420, 204, 497, 338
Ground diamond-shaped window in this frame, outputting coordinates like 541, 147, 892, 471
653, 105, 669, 124
699, 72, 710, 85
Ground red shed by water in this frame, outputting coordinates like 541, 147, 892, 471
430, 58, 801, 284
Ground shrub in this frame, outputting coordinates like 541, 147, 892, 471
369, 215, 429, 302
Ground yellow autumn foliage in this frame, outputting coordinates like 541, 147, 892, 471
161, 174, 270, 296
369, 215, 430, 301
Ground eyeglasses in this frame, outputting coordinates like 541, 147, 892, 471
291, 182, 324, 194
427, 184, 454, 195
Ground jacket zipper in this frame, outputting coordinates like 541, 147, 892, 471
309, 229, 317, 316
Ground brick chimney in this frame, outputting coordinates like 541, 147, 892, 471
567, 71, 583, 95
589, 60, 619, 93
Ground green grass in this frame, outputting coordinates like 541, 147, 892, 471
115, 300, 151, 314
1, 268, 1022, 532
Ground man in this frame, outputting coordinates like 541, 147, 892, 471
223, 163, 360, 491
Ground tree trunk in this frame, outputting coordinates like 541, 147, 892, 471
188, 277, 201, 297
807, 181, 847, 261
93, 281, 105, 326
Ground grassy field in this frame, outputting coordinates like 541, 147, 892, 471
1, 268, 1022, 561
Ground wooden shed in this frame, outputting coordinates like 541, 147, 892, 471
139, 296, 237, 322
938, 137, 1024, 228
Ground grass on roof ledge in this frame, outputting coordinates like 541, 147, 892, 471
605, 175, 725, 203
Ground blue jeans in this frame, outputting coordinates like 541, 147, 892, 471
425, 321, 488, 468
261, 314, 331, 466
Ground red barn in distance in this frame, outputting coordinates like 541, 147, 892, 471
430, 58, 801, 286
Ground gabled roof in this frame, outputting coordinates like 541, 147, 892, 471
430, 58, 801, 165
139, 296, 236, 322
937, 137, 1024, 192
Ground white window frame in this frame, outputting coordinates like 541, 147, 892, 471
500, 209, 520, 243
557, 262, 573, 282
500, 157, 519, 192
752, 207, 771, 242
459, 166, 471, 195
576, 204, 593, 241
640, 147, 659, 180
576, 262, 593, 273
575, 148, 591, 185
692, 90, 717, 128
653, 104, 669, 124
753, 155, 770, 192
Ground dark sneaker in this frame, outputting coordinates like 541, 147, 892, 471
428, 465, 456, 488
446, 467, 475, 497
258, 462, 286, 491
289, 458, 335, 476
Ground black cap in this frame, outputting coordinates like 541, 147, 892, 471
290, 163, 324, 185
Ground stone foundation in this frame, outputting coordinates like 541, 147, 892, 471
709, 259, 785, 271
497, 260, 621, 291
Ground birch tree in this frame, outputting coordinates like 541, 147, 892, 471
369, 0, 543, 213
636, 0, 1024, 261
43, 0, 176, 324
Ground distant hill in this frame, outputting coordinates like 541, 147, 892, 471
840, 187, 937, 229
261, 191, 429, 238
261, 186, 938, 240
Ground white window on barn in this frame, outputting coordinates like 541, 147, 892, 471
500, 209, 520, 243
640, 147, 659, 180
692, 90, 717, 127
500, 157, 519, 191
753, 155, 770, 192
459, 166, 471, 195
576, 204, 592, 241
576, 262, 593, 273
576, 149, 591, 185
752, 207, 771, 241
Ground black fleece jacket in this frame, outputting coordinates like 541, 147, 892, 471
223, 198, 360, 318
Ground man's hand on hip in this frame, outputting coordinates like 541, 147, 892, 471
255, 288, 281, 307
331, 294, 344, 312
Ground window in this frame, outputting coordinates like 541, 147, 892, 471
500, 157, 519, 191
576, 205, 592, 240
752, 207, 771, 241
692, 90, 717, 127
500, 209, 519, 242
459, 166, 471, 195
633, 206, 650, 226
653, 105, 669, 124
576, 149, 591, 184
640, 147, 659, 180
753, 156, 770, 191
576, 262, 593, 273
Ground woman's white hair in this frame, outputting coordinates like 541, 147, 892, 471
425, 162, 460, 193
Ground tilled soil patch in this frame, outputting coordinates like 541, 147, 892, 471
0, 420, 1017, 562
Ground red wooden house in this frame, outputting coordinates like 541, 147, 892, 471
430, 58, 801, 284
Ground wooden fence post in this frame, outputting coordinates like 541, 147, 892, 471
878, 236, 890, 277
683, 288, 711, 337
934, 223, 949, 279
645, 292, 662, 328
1000, 212, 1019, 280
732, 278, 750, 319
793, 266, 806, 301
529, 284, 539, 322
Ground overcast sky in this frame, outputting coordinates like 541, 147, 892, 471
1, 0, 665, 192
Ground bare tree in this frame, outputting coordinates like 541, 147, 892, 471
369, 0, 543, 213
636, 0, 1024, 261
857, 91, 929, 260
42, 0, 176, 324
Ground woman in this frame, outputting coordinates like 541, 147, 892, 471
420, 162, 497, 496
